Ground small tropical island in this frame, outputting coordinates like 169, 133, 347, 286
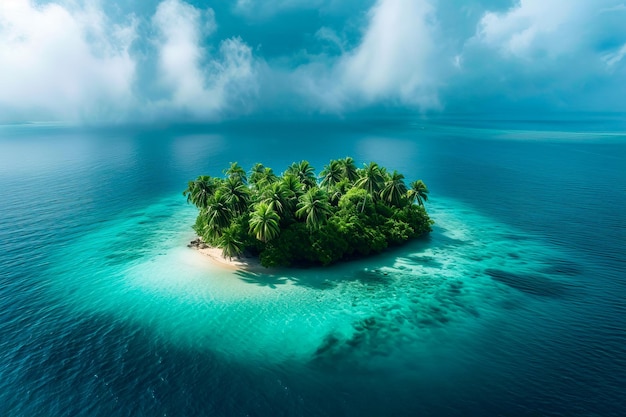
183, 157, 433, 268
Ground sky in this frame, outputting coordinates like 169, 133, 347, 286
1, 0, 625, 123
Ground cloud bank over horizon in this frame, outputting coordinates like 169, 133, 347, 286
1, 0, 625, 123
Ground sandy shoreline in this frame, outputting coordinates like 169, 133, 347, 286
190, 241, 267, 273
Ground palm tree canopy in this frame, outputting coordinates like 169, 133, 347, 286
204, 191, 233, 234
287, 160, 317, 190
219, 226, 244, 260
249, 163, 266, 186
354, 162, 385, 196
222, 177, 250, 215
281, 174, 304, 198
249, 203, 281, 242
339, 157, 359, 182
224, 162, 247, 184
183, 175, 218, 209
257, 167, 278, 189
320, 160, 343, 189
260, 182, 294, 215
327, 179, 350, 206
296, 188, 332, 230
407, 179, 429, 206
380, 170, 408, 207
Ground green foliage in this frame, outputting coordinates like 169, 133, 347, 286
407, 179, 429, 206
310, 221, 348, 265
296, 188, 332, 230
260, 181, 294, 216
339, 187, 374, 215
354, 162, 385, 197
320, 159, 343, 189
185, 157, 432, 267
249, 202, 281, 242
286, 160, 317, 190
183, 175, 218, 209
224, 162, 247, 185
380, 170, 408, 207
339, 156, 359, 182
219, 225, 245, 259
221, 176, 250, 215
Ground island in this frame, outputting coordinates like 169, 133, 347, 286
183, 157, 433, 268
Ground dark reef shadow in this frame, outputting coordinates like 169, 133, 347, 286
310, 316, 388, 369
540, 258, 583, 277
485, 268, 575, 298
401, 254, 444, 269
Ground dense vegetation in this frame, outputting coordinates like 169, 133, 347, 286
183, 158, 432, 267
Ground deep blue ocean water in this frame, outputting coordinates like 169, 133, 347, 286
0, 118, 625, 416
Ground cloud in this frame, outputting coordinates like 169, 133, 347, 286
282, 0, 441, 114
603, 42, 626, 67
150, 0, 257, 120
475, 0, 586, 58
337, 0, 440, 108
0, 0, 137, 122
1, 0, 625, 123
0, 0, 258, 123
473, 0, 626, 61
445, 0, 626, 111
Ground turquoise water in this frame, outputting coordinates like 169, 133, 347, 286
1, 119, 625, 416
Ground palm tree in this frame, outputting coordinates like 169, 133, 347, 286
249, 203, 281, 242
296, 188, 332, 230
183, 175, 217, 209
256, 167, 278, 190
249, 163, 265, 187
354, 162, 385, 197
287, 160, 317, 190
203, 191, 232, 239
339, 157, 359, 182
319, 160, 343, 189
221, 177, 250, 215
380, 170, 408, 207
260, 182, 294, 216
224, 162, 247, 184
407, 180, 429, 206
219, 226, 244, 260
280, 174, 303, 218
327, 179, 350, 206
281, 173, 303, 199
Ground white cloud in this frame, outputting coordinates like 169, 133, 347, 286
151, 0, 257, 119
475, 0, 583, 58
603, 42, 626, 67
338, 0, 439, 107
315, 27, 346, 53
474, 0, 626, 60
0, 0, 137, 122
287, 0, 441, 113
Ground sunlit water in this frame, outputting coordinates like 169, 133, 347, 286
1, 119, 625, 416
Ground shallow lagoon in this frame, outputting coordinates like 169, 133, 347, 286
1, 119, 625, 416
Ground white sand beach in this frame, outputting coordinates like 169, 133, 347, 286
194, 245, 267, 273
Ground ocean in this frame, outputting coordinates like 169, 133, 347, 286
0, 117, 624, 416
